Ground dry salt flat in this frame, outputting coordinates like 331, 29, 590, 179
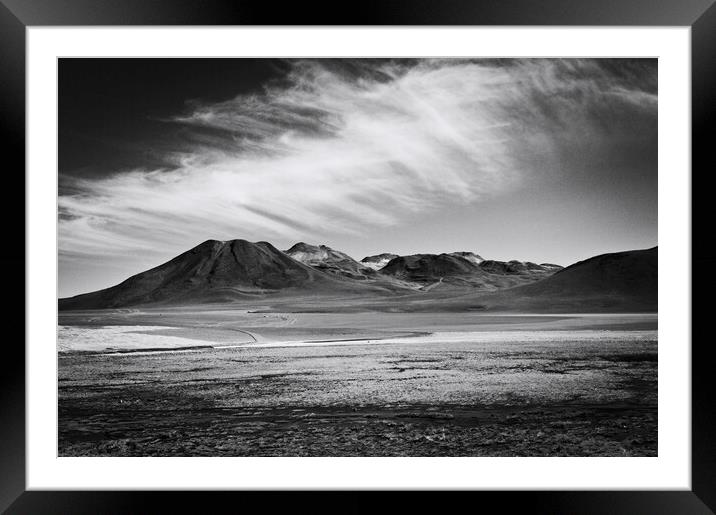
58, 312, 657, 457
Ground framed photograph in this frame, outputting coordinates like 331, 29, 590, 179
5, 0, 714, 512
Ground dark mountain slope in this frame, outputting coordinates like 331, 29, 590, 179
517, 247, 656, 297
450, 247, 657, 312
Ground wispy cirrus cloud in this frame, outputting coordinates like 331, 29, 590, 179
59, 58, 656, 289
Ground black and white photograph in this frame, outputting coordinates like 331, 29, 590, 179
57, 57, 658, 458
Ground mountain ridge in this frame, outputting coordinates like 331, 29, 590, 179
59, 240, 655, 312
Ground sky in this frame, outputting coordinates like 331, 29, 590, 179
59, 58, 657, 298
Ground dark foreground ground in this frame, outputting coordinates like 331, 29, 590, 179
58, 311, 657, 457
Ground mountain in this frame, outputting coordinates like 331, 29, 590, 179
362, 251, 483, 272
380, 253, 559, 290
58, 239, 654, 313
381, 253, 480, 282
59, 239, 378, 310
361, 253, 399, 271
451, 247, 657, 312
284, 242, 375, 280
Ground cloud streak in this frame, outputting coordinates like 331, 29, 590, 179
59, 58, 656, 290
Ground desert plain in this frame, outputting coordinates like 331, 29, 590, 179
58, 305, 657, 456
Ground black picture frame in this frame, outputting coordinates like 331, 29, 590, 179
3, 0, 713, 513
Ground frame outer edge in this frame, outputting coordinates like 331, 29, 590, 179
0, 0, 27, 513
5, 0, 714, 512
0, 0, 714, 26
691, 1, 716, 512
